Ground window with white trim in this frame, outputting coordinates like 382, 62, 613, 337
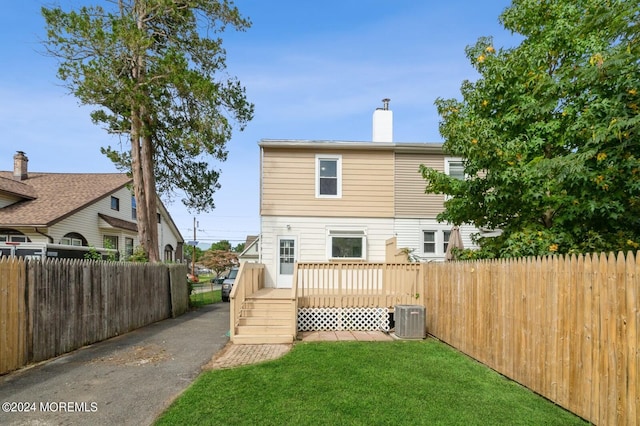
443, 230, 451, 253
445, 158, 465, 180
103, 235, 118, 250
131, 195, 137, 220
125, 237, 134, 259
61, 232, 87, 246
423, 231, 436, 253
328, 230, 366, 260
423, 230, 452, 255
61, 237, 83, 246
0, 229, 30, 243
316, 154, 342, 197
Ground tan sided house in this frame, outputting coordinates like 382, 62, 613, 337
0, 151, 184, 261
259, 100, 478, 289
229, 100, 480, 344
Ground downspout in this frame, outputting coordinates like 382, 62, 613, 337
35, 228, 54, 243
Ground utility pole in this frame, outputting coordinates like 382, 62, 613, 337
191, 217, 197, 278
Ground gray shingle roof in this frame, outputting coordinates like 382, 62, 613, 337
0, 171, 131, 227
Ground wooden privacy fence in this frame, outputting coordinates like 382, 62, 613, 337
294, 262, 424, 309
426, 252, 639, 426
291, 253, 639, 425
0, 258, 188, 375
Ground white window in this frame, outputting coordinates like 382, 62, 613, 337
423, 230, 451, 255
423, 231, 436, 253
104, 235, 118, 250
316, 154, 342, 198
328, 230, 366, 260
0, 231, 29, 243
61, 237, 83, 246
125, 237, 134, 258
445, 157, 465, 180
131, 195, 137, 220
443, 230, 451, 253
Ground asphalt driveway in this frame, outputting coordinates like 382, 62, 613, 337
0, 303, 229, 426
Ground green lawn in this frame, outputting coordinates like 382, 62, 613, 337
189, 288, 221, 307
156, 340, 587, 425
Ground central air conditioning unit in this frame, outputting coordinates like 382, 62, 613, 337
394, 305, 425, 339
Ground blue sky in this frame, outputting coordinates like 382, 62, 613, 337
0, 1, 516, 248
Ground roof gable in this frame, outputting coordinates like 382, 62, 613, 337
0, 171, 131, 227
0, 175, 37, 200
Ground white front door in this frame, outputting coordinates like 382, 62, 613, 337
276, 236, 296, 288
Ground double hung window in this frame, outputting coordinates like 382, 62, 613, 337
316, 155, 342, 198
423, 230, 452, 255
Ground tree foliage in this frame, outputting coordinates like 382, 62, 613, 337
200, 249, 238, 276
185, 245, 204, 264
210, 240, 232, 251
42, 0, 254, 262
421, 0, 640, 258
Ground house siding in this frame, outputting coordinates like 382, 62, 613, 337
261, 216, 394, 287
394, 152, 446, 218
52, 187, 138, 253
261, 148, 394, 218
394, 218, 478, 262
4, 186, 182, 260
0, 194, 20, 209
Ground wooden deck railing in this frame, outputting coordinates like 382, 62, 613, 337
229, 262, 265, 336
294, 262, 424, 309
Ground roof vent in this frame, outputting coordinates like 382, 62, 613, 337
372, 98, 393, 142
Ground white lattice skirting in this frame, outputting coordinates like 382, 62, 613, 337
298, 307, 390, 332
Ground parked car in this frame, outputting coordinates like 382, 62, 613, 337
221, 267, 239, 302
211, 274, 226, 285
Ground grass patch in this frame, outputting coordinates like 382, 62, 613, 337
156, 340, 586, 425
189, 289, 221, 307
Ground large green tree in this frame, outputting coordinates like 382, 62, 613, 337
421, 0, 640, 258
42, 0, 254, 262
210, 240, 232, 251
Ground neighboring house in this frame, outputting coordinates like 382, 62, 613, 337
0, 151, 184, 261
238, 235, 259, 263
259, 100, 479, 288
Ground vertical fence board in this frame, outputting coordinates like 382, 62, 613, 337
616, 252, 628, 425
629, 253, 639, 425
0, 257, 26, 374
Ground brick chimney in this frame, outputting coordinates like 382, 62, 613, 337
13, 151, 28, 181
372, 98, 393, 142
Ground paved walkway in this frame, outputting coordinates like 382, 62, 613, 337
0, 303, 394, 425
0, 303, 230, 426
207, 330, 394, 370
